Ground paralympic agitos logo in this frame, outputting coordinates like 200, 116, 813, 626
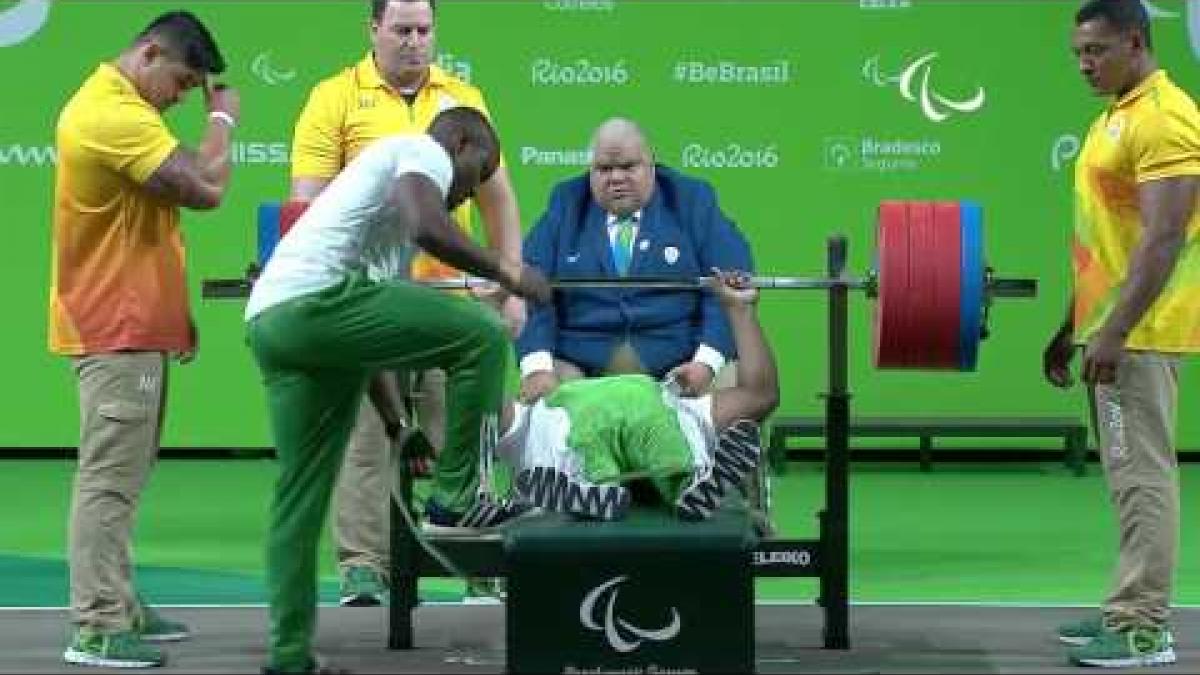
862, 52, 986, 123
1142, 0, 1200, 61
861, 2, 1200, 122
0, 0, 50, 47
578, 575, 681, 653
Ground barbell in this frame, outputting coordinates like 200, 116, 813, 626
204, 198, 1035, 373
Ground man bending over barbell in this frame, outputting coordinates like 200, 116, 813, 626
488, 269, 778, 523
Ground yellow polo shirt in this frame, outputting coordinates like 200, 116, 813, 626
1072, 69, 1200, 351
292, 55, 497, 280
49, 63, 191, 355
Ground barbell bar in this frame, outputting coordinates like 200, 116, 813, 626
202, 272, 1032, 296
419, 275, 873, 291
384, 273, 1034, 298
208, 198, 1036, 373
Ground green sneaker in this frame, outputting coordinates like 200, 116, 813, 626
339, 565, 387, 607
1067, 625, 1176, 668
133, 603, 190, 642
263, 654, 345, 674
1057, 615, 1175, 648
63, 628, 165, 668
1058, 615, 1106, 646
462, 577, 505, 605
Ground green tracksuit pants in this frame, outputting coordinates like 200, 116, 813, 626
246, 272, 508, 672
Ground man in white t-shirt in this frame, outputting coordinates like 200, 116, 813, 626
245, 107, 550, 675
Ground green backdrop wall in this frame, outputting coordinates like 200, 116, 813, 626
3, 0, 1200, 449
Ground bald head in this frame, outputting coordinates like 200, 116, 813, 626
590, 118, 650, 155
589, 118, 655, 216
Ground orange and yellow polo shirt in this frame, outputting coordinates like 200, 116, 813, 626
1073, 69, 1200, 351
48, 63, 191, 356
292, 55, 499, 280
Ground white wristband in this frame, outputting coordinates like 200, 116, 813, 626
208, 111, 236, 128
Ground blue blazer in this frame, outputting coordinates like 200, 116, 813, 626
517, 165, 754, 378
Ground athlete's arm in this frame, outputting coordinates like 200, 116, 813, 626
710, 270, 779, 430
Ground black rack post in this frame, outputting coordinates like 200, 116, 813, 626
820, 235, 851, 649
388, 446, 419, 649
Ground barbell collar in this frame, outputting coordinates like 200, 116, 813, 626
986, 277, 1037, 298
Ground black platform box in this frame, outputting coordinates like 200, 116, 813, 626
505, 508, 758, 674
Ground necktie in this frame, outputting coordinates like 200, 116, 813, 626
612, 216, 635, 276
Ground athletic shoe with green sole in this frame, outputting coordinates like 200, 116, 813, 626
63, 628, 165, 668
1057, 615, 1174, 647
1067, 625, 1176, 668
339, 565, 387, 607
1058, 615, 1106, 646
133, 602, 190, 642
462, 577, 506, 605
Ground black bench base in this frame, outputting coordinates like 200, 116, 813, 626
507, 509, 757, 674
388, 506, 830, 669
769, 416, 1089, 476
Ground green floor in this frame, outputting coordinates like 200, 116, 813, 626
3, 459, 1200, 607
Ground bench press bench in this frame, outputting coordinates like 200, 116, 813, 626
768, 415, 1089, 476
388, 507, 783, 673
388, 458, 845, 673
385, 238, 865, 672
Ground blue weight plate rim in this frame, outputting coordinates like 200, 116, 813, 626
257, 202, 281, 268
958, 200, 984, 371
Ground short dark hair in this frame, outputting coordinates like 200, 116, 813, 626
429, 107, 500, 178
134, 10, 226, 74
1076, 0, 1153, 50
371, 0, 437, 22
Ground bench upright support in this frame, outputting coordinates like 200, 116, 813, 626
821, 236, 851, 649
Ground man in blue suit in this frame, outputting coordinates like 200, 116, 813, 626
518, 118, 754, 401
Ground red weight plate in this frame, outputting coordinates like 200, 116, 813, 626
279, 200, 310, 237
928, 201, 963, 369
872, 201, 911, 368
875, 200, 969, 370
904, 201, 964, 370
912, 202, 934, 367
905, 201, 936, 368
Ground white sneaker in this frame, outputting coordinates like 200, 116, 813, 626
515, 466, 630, 520
676, 419, 761, 520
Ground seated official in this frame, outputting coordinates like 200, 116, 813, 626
517, 117, 754, 401
497, 270, 777, 521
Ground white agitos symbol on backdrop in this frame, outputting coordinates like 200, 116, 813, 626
863, 52, 985, 123
897, 52, 985, 123
1142, 1, 1178, 18
1141, 0, 1200, 61
0, 0, 50, 47
1189, 0, 1200, 61
579, 575, 681, 653
250, 52, 296, 85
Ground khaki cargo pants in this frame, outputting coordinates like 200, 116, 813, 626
68, 352, 167, 631
1090, 350, 1181, 630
